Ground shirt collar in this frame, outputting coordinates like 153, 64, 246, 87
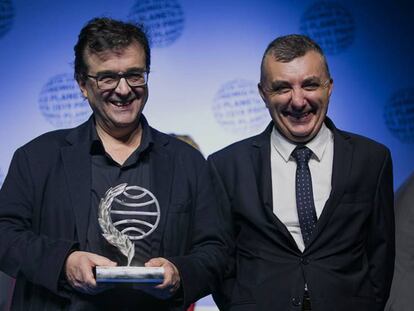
90, 114, 154, 158
271, 122, 332, 162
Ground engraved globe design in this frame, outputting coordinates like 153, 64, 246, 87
212, 79, 268, 136
98, 183, 160, 266
300, 1, 355, 55
128, 0, 185, 48
111, 185, 161, 240
384, 88, 414, 143
0, 0, 14, 39
38, 73, 91, 128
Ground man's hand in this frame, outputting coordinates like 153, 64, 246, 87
65, 251, 116, 294
145, 257, 181, 293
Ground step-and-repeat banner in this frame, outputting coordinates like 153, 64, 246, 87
0, 0, 413, 309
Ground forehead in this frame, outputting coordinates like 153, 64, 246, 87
262, 51, 328, 82
84, 42, 146, 73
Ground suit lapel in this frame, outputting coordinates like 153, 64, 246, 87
251, 123, 299, 249
61, 121, 93, 249
306, 119, 353, 249
148, 130, 173, 257
250, 126, 273, 211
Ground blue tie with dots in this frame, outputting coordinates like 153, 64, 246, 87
292, 146, 317, 246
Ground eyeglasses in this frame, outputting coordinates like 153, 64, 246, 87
87, 71, 148, 90
261, 78, 331, 96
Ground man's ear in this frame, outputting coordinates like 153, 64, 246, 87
258, 83, 269, 108
327, 78, 334, 98
77, 79, 89, 99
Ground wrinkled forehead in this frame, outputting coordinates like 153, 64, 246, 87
84, 40, 142, 60
261, 51, 329, 82
83, 41, 146, 70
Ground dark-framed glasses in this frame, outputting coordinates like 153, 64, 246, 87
87, 71, 148, 90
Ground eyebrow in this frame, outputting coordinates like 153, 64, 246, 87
266, 75, 327, 90
95, 67, 147, 76
302, 76, 322, 84
270, 80, 291, 89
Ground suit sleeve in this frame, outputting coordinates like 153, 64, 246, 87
385, 173, 414, 311
207, 156, 236, 311
168, 154, 230, 307
0, 148, 77, 297
367, 148, 395, 310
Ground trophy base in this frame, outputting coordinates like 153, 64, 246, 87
95, 266, 164, 284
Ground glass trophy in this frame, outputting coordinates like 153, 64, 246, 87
95, 183, 164, 284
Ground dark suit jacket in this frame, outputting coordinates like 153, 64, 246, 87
385, 172, 414, 311
0, 117, 227, 311
208, 118, 395, 311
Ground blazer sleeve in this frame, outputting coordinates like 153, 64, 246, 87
168, 154, 230, 308
385, 173, 414, 311
207, 156, 236, 311
0, 148, 77, 296
366, 148, 395, 310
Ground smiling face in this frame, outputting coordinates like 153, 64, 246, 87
78, 42, 148, 136
259, 51, 333, 143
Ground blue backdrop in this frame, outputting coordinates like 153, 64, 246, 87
0, 0, 413, 309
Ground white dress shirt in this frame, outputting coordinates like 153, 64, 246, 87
270, 123, 334, 252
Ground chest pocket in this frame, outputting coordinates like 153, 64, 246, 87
168, 198, 191, 213
341, 191, 372, 204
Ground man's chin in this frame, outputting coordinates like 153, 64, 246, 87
282, 125, 316, 143
290, 127, 321, 143
103, 117, 141, 131
112, 120, 139, 129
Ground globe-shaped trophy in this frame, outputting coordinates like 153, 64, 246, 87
95, 183, 164, 284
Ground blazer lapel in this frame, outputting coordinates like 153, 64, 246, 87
61, 121, 93, 249
148, 130, 173, 257
250, 125, 273, 212
306, 119, 353, 249
251, 123, 299, 250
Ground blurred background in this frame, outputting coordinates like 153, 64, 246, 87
0, 0, 413, 309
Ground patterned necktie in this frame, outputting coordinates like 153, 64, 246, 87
292, 146, 317, 246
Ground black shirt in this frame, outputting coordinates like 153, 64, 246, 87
69, 117, 173, 310
86, 116, 157, 266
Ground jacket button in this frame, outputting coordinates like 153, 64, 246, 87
291, 297, 302, 306
300, 257, 309, 265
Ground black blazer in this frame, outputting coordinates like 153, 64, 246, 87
385, 172, 414, 311
208, 118, 395, 311
0, 117, 227, 310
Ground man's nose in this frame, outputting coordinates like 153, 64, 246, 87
114, 77, 131, 95
290, 88, 306, 109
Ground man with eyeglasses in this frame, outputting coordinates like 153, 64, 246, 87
0, 17, 227, 310
209, 34, 395, 311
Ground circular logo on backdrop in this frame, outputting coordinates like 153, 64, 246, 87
384, 88, 414, 143
38, 73, 91, 128
0, 0, 15, 39
300, 1, 355, 55
212, 79, 269, 136
128, 0, 185, 48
